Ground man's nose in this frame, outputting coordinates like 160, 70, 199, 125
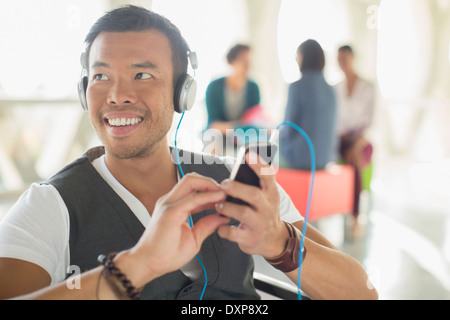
107, 79, 137, 105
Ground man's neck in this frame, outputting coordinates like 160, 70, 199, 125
104, 140, 178, 215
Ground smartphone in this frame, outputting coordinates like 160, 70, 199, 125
226, 141, 279, 206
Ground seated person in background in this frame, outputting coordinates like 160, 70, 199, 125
0, 7, 377, 300
280, 39, 338, 170
205, 44, 262, 154
335, 45, 375, 236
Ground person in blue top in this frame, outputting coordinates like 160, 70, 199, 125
205, 44, 261, 138
280, 39, 338, 170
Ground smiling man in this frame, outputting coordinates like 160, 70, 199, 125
88, 31, 174, 162
0, 6, 377, 300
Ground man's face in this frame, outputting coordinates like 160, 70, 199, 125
86, 30, 175, 160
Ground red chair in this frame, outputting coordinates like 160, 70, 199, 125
276, 165, 355, 222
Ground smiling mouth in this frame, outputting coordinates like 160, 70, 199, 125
106, 117, 143, 127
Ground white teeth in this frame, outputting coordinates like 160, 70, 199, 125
108, 117, 142, 127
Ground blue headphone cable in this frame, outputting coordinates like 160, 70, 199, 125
175, 112, 315, 301
276, 122, 316, 300
174, 111, 208, 300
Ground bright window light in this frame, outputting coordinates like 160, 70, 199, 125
152, 0, 249, 102
277, 0, 352, 84
0, 0, 107, 99
152, 0, 249, 152
376, 0, 432, 100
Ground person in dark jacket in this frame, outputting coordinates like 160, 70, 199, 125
280, 39, 338, 170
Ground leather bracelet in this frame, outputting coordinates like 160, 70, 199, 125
98, 253, 142, 300
265, 222, 307, 273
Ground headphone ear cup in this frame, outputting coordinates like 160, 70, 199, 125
174, 74, 197, 113
78, 76, 89, 111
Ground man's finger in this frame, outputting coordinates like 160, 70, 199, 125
191, 214, 230, 249
215, 197, 256, 226
166, 173, 222, 203
245, 152, 278, 196
216, 223, 253, 247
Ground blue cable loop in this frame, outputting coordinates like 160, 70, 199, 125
174, 111, 208, 300
175, 113, 315, 301
276, 122, 316, 300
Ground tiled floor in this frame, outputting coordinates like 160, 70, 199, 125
345, 155, 450, 300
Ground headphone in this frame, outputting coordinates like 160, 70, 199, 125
77, 47, 199, 114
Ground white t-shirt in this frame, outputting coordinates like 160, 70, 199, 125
0, 154, 303, 285
334, 78, 375, 136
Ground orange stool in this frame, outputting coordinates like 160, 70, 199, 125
276, 165, 355, 222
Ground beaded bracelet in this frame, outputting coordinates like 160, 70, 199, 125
97, 253, 142, 300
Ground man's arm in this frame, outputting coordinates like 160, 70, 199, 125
216, 152, 378, 300
287, 220, 378, 300
0, 174, 229, 300
9, 251, 153, 300
0, 259, 51, 299
1, 255, 139, 300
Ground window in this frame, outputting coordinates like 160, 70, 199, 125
0, 0, 107, 98
152, 0, 249, 152
376, 0, 432, 100
0, 1, 107, 190
277, 0, 352, 84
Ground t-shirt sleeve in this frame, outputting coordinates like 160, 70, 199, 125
277, 183, 304, 223
0, 183, 70, 285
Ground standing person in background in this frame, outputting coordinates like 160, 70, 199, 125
335, 45, 375, 237
205, 44, 261, 154
280, 39, 337, 170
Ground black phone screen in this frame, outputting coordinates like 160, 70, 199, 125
226, 142, 278, 206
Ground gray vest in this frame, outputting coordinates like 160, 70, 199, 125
45, 147, 259, 300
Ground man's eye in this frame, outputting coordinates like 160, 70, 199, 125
135, 72, 152, 80
94, 74, 109, 81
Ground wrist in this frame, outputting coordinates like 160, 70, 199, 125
263, 221, 290, 260
264, 222, 306, 273
113, 250, 155, 290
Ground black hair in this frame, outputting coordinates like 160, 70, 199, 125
338, 45, 354, 54
83, 5, 189, 87
226, 44, 250, 64
297, 39, 325, 72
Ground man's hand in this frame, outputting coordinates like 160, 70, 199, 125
117, 173, 229, 288
215, 152, 289, 260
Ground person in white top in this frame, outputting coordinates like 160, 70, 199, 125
335, 45, 375, 237
0, 6, 377, 300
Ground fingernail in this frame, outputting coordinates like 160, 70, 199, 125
215, 201, 224, 210
221, 180, 231, 190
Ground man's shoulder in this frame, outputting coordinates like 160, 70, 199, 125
44, 147, 104, 186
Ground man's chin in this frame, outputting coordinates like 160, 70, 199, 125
104, 144, 152, 160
